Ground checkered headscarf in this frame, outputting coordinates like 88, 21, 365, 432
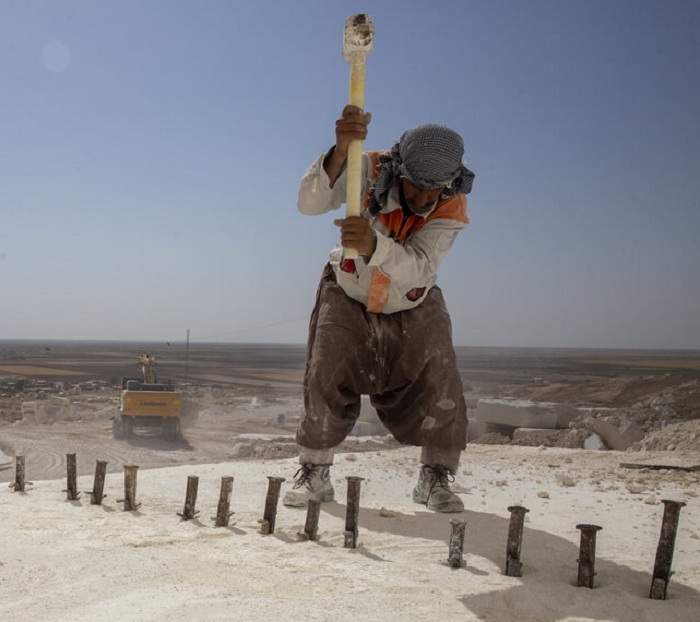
368, 124, 475, 216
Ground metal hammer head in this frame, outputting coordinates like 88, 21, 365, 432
343, 14, 374, 60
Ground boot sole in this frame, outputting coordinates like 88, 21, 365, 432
282, 489, 335, 507
413, 488, 464, 513
427, 499, 464, 513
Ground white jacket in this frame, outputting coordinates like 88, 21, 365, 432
298, 151, 469, 314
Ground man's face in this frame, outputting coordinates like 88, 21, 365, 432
401, 178, 443, 215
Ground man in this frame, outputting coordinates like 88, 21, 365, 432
284, 105, 475, 513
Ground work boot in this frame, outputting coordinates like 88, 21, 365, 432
412, 464, 464, 513
282, 464, 335, 507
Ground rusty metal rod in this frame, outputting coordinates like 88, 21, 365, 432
118, 464, 140, 511
213, 476, 234, 527
178, 475, 199, 520
447, 518, 467, 569
302, 498, 322, 541
344, 476, 364, 549
505, 505, 529, 577
261, 476, 285, 535
64, 453, 80, 501
650, 499, 686, 600
10, 455, 26, 492
90, 460, 108, 505
576, 524, 603, 588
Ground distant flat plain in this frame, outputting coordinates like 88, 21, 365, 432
1, 340, 699, 482
1, 339, 699, 400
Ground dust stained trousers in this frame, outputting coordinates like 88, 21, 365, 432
296, 265, 467, 472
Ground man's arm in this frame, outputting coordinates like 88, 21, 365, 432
333, 213, 468, 315
298, 106, 372, 218
324, 105, 371, 187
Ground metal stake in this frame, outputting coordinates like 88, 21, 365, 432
213, 476, 234, 527
576, 524, 603, 588
90, 460, 108, 505
344, 476, 364, 549
447, 518, 467, 568
261, 476, 285, 535
650, 499, 687, 600
302, 498, 322, 541
505, 505, 529, 577
10, 455, 26, 492
118, 464, 141, 511
178, 475, 199, 520
63, 453, 80, 501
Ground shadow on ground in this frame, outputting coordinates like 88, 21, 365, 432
320, 502, 698, 622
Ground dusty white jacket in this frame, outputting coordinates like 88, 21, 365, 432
298, 151, 469, 314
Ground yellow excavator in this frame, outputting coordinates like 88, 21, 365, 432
113, 354, 182, 441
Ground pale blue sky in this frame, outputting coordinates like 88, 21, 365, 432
2, 0, 699, 349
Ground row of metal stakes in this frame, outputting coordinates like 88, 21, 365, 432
447, 501, 686, 599
7, 455, 364, 548
8, 455, 686, 598
260, 475, 364, 547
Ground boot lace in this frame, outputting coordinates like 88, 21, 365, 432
427, 465, 454, 496
291, 464, 316, 491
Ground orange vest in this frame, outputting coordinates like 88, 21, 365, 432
364, 151, 469, 244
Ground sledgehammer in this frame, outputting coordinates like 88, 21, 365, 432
342, 13, 374, 259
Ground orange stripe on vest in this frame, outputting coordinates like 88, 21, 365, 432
362, 151, 469, 313
366, 268, 391, 313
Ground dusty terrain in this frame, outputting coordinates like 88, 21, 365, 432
1, 341, 699, 483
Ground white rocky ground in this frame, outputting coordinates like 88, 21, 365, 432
1, 368, 699, 621
1, 445, 698, 622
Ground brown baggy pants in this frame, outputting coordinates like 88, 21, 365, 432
296, 265, 467, 466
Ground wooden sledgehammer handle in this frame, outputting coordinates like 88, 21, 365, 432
346, 54, 366, 221
343, 14, 373, 259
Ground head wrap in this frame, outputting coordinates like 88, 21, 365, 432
368, 124, 475, 216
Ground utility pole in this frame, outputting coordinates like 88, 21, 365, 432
185, 328, 190, 383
